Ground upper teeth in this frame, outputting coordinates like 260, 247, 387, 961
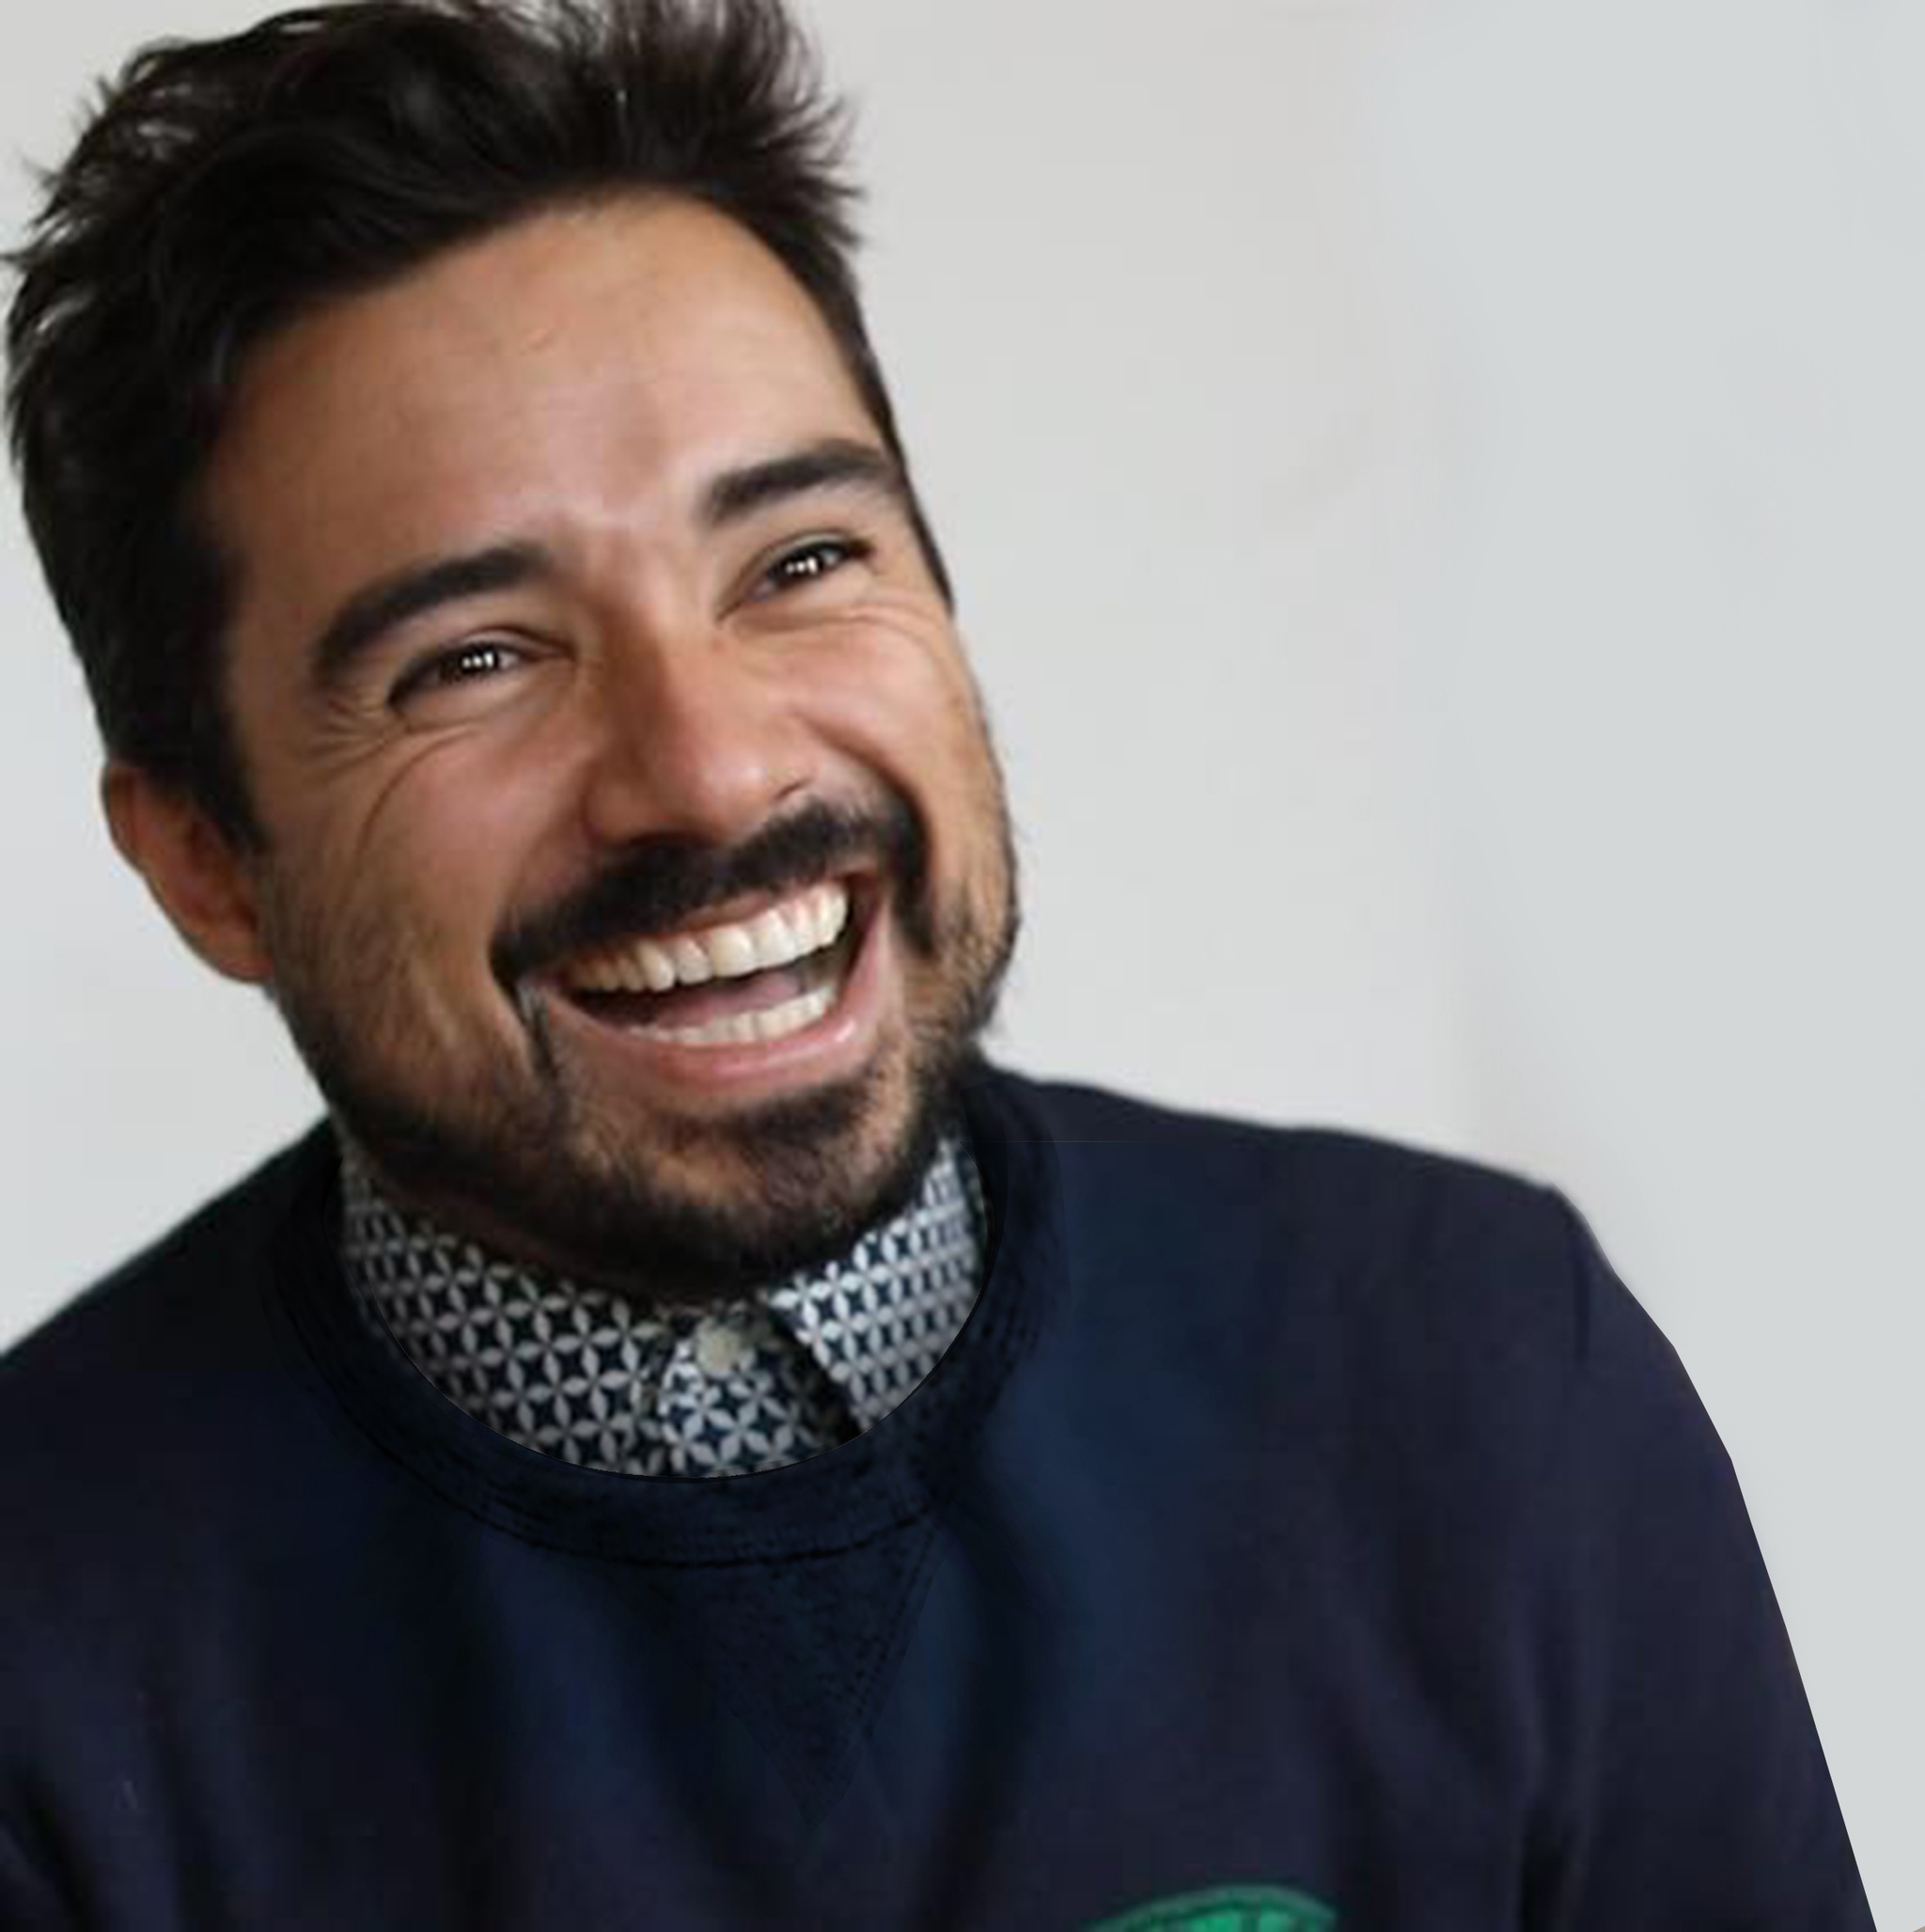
564, 882, 851, 995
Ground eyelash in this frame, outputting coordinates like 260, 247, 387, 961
388, 637, 525, 707
755, 533, 873, 597
384, 534, 874, 711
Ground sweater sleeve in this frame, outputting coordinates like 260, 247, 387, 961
1524, 1198, 1872, 1928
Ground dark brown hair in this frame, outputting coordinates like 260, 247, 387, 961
7, 0, 946, 845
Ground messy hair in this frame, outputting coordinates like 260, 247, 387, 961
6, 0, 945, 844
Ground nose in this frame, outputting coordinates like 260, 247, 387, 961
574, 619, 815, 850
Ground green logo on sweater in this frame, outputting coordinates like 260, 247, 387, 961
1088, 1885, 1336, 1932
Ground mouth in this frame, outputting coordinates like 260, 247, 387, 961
545, 873, 879, 1055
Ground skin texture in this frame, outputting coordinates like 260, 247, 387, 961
105, 196, 1018, 1302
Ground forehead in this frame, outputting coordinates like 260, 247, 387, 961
204, 196, 880, 595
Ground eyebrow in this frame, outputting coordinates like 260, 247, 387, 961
701, 437, 909, 526
305, 437, 910, 694
309, 541, 552, 694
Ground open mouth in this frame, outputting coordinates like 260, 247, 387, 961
552, 875, 873, 1050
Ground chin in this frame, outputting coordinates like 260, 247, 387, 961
321, 1007, 964, 1306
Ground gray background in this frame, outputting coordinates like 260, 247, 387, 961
3, 0, 1917, 1917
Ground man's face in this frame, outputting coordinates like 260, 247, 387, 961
192, 196, 1017, 1298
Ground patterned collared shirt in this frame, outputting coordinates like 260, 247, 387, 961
338, 1129, 985, 1479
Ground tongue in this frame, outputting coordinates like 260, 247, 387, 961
578, 963, 810, 1029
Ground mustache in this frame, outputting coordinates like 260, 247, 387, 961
491, 793, 927, 989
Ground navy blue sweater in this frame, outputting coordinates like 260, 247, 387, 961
0, 1066, 1870, 1928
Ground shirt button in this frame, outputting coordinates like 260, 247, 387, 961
694, 1319, 753, 1376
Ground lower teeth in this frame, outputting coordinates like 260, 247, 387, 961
641, 981, 837, 1048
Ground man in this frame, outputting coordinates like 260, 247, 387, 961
0, 2, 1870, 1925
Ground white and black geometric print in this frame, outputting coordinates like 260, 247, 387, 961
338, 1129, 985, 1480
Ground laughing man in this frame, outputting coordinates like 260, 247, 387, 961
0, 3, 1871, 1925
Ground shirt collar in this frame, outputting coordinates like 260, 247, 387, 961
337, 1124, 985, 1478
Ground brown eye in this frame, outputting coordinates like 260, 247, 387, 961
755, 535, 872, 598
390, 639, 524, 708
384, 636, 545, 726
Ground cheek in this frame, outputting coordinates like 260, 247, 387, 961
811, 615, 996, 801
270, 738, 569, 1004
815, 624, 1005, 882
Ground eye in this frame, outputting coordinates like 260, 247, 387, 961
750, 534, 873, 601
388, 636, 533, 715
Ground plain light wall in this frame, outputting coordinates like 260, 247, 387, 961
3, 0, 1917, 1919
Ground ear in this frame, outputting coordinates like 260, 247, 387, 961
101, 761, 273, 985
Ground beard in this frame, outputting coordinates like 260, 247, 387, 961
258, 786, 1019, 1307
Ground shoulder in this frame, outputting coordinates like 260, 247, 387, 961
0, 1129, 341, 1649
0, 1126, 336, 1437
980, 1064, 1631, 1465
984, 1068, 1737, 1598
993, 1064, 1585, 1312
